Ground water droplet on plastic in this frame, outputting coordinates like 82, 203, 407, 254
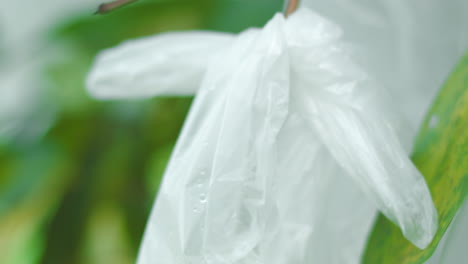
195, 177, 204, 188
200, 193, 207, 203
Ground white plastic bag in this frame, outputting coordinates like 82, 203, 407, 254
87, 8, 437, 264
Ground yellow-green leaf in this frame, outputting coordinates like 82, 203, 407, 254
363, 52, 468, 264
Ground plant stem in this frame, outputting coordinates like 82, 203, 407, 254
284, 0, 299, 17
95, 0, 138, 14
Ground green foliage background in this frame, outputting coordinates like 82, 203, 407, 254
0, 1, 283, 263
0, 1, 466, 264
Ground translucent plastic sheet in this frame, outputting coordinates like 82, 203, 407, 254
87, 32, 234, 99
87, 8, 437, 264
301, 0, 468, 141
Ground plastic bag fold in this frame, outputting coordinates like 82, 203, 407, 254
87, 32, 234, 99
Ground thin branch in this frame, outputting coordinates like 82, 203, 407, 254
95, 0, 139, 14
284, 0, 299, 17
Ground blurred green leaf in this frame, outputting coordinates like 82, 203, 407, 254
39, 104, 190, 263
207, 0, 283, 32
39, 115, 140, 264
0, 146, 66, 216
363, 51, 468, 264
80, 204, 133, 264
145, 142, 175, 194
0, 144, 72, 264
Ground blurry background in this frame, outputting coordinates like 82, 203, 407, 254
0, 0, 283, 263
1, 1, 467, 264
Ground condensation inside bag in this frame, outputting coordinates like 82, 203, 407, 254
87, 8, 438, 264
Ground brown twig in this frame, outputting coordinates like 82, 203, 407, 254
95, 0, 139, 14
284, 0, 299, 17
